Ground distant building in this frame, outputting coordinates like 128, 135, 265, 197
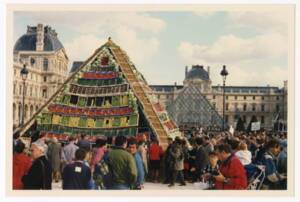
149, 65, 287, 132
13, 24, 69, 127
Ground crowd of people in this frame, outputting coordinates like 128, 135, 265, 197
13, 130, 287, 190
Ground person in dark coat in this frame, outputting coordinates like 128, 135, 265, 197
22, 141, 52, 189
62, 148, 92, 190
47, 137, 62, 182
193, 137, 209, 182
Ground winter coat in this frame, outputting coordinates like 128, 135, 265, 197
149, 143, 163, 161
214, 154, 247, 190
195, 146, 209, 172
62, 161, 91, 190
22, 155, 52, 189
13, 153, 32, 189
108, 147, 137, 186
47, 142, 62, 172
169, 143, 184, 171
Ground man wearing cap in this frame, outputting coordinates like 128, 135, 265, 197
22, 141, 52, 189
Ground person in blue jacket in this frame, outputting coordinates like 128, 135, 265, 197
128, 138, 145, 189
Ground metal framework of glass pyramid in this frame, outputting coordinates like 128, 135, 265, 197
166, 84, 224, 130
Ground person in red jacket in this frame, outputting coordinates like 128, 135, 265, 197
149, 139, 163, 182
13, 140, 32, 189
214, 144, 247, 190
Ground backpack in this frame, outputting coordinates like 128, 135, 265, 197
93, 153, 113, 189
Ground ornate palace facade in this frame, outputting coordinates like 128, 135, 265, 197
13, 24, 69, 128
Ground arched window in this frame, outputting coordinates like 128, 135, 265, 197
24, 105, 28, 120
18, 103, 22, 124
19, 85, 22, 95
13, 103, 16, 120
35, 105, 39, 112
30, 105, 34, 117
43, 58, 48, 71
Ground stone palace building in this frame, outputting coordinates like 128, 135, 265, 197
13, 24, 69, 127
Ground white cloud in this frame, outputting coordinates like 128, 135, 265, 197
178, 33, 287, 64
23, 12, 165, 68
64, 35, 106, 67
228, 11, 289, 35
177, 33, 288, 86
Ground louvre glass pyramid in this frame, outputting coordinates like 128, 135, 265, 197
167, 84, 224, 130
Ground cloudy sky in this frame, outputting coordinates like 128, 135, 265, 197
13, 9, 290, 87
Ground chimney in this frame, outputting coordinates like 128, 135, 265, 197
284, 80, 288, 92
185, 66, 188, 78
207, 66, 210, 78
36, 24, 44, 51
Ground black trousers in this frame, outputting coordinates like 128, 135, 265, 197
170, 170, 185, 184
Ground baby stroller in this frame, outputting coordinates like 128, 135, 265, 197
245, 164, 266, 190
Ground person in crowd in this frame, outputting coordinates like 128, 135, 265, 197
77, 134, 91, 151
62, 148, 92, 190
277, 139, 287, 189
128, 138, 145, 189
168, 137, 186, 187
148, 139, 163, 182
214, 144, 247, 190
47, 137, 61, 183
192, 137, 209, 182
13, 131, 21, 153
90, 138, 107, 172
61, 137, 79, 165
235, 142, 252, 166
202, 151, 220, 188
22, 141, 52, 189
261, 139, 286, 190
163, 137, 174, 184
13, 140, 32, 189
182, 139, 190, 180
203, 135, 214, 154
108, 135, 137, 189
138, 134, 149, 176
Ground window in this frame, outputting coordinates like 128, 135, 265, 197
30, 58, 35, 65
44, 76, 47, 82
101, 57, 109, 66
30, 87, 32, 97
253, 96, 256, 100
212, 102, 216, 109
261, 116, 265, 124
262, 96, 265, 100
13, 84, 16, 95
244, 96, 247, 100
42, 89, 47, 98
252, 104, 256, 112
157, 94, 160, 99
226, 103, 229, 111
19, 85, 22, 95
276, 96, 279, 100
225, 115, 229, 123
243, 104, 247, 111
43, 58, 48, 71
226, 96, 228, 100
276, 104, 280, 112
261, 104, 265, 112
243, 115, 246, 122
213, 95, 216, 99
235, 96, 237, 100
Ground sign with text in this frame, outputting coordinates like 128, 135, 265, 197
251, 122, 261, 131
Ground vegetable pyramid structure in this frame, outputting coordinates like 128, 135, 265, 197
18, 38, 181, 148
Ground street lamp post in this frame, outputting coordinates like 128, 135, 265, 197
20, 63, 28, 126
220, 65, 228, 131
